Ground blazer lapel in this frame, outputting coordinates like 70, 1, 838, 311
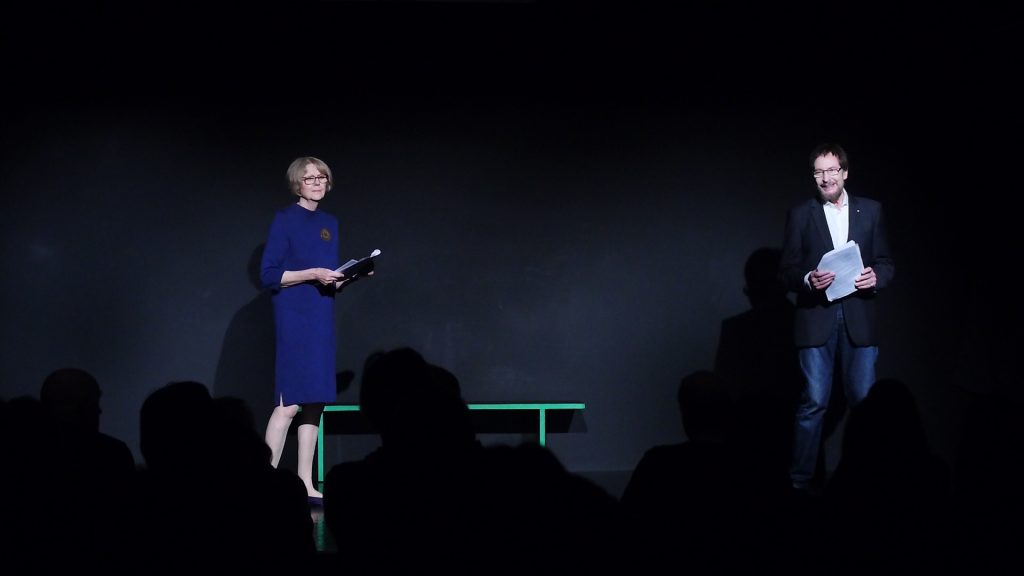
847, 194, 863, 245
810, 200, 834, 250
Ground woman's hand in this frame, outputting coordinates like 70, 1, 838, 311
309, 268, 343, 286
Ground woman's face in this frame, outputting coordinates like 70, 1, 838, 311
297, 163, 329, 205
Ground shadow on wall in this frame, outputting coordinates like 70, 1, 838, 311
714, 246, 803, 482
214, 244, 275, 424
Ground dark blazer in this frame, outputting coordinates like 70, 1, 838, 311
779, 193, 895, 347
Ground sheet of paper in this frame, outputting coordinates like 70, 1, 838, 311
817, 240, 864, 302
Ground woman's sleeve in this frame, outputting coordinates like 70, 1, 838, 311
260, 214, 288, 291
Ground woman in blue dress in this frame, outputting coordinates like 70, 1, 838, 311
260, 156, 349, 500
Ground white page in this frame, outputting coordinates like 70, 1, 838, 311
817, 240, 864, 302
335, 249, 382, 274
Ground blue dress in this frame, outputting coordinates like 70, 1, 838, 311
260, 203, 339, 406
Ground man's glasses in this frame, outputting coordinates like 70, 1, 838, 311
812, 167, 842, 180
301, 175, 329, 185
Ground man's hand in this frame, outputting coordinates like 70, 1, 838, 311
809, 269, 835, 291
854, 267, 877, 290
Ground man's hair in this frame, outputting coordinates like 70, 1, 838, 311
809, 143, 848, 171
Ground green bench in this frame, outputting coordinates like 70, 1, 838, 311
316, 402, 586, 483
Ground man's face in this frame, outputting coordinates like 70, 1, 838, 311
813, 153, 847, 204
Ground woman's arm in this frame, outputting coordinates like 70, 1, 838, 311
280, 268, 342, 288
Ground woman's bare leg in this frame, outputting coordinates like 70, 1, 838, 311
265, 402, 299, 468
297, 423, 323, 497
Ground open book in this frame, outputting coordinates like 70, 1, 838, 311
335, 249, 381, 279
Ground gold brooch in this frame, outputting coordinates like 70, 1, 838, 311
320, 229, 331, 241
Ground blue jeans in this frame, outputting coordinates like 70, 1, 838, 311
791, 306, 877, 488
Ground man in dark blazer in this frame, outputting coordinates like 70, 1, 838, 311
778, 143, 895, 491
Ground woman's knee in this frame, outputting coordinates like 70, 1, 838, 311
273, 404, 300, 420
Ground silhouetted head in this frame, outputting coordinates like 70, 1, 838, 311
843, 378, 929, 464
2, 396, 49, 465
211, 396, 272, 468
41, 367, 102, 433
360, 347, 473, 448
677, 370, 734, 442
2, 395, 46, 437
427, 363, 462, 399
360, 348, 429, 431
140, 381, 214, 473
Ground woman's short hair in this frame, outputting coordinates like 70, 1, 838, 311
286, 156, 333, 196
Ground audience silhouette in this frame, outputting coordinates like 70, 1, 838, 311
133, 380, 315, 569
622, 369, 823, 572
324, 347, 623, 572
3, 339, 1013, 573
823, 378, 952, 573
950, 385, 1024, 572
324, 348, 485, 569
41, 368, 136, 567
621, 370, 739, 569
1, 395, 54, 565
1, 369, 136, 569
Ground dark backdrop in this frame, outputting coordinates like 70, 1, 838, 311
1, 2, 1016, 484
